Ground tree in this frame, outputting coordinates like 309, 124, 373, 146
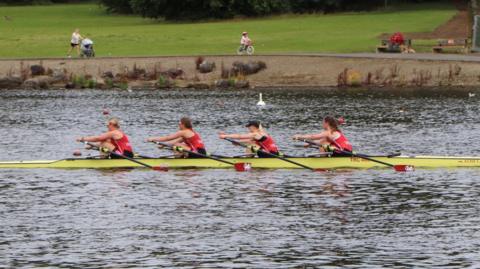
99, 0, 133, 13
99, 0, 390, 20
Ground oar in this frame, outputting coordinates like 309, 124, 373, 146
150, 141, 251, 172
296, 139, 414, 172
223, 137, 324, 172
83, 142, 168, 171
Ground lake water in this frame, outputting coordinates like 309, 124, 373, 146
1, 88, 479, 268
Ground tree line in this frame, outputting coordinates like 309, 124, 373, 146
0, 0, 442, 20
100, 0, 387, 20
100, 0, 444, 20
0, 0, 83, 4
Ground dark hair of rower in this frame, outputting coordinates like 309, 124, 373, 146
180, 117, 193, 129
323, 116, 340, 132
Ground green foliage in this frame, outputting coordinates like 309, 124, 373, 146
99, 0, 132, 13
71, 74, 97, 88
0, 0, 90, 4
72, 74, 85, 88
157, 74, 167, 86
105, 78, 114, 89
99, 0, 450, 20
227, 78, 235, 87
128, 0, 235, 20
157, 74, 174, 87
118, 82, 129, 90
233, 0, 291, 16
102, 0, 386, 20
86, 78, 96, 89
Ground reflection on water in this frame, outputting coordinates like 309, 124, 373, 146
1, 88, 480, 268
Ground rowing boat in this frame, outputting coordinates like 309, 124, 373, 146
1, 155, 480, 170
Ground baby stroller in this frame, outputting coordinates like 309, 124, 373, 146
80, 38, 95, 58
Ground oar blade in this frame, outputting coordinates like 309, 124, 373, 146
234, 163, 252, 172
152, 166, 169, 172
314, 168, 329, 172
393, 165, 415, 172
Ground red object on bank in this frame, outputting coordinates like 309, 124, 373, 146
390, 32, 405, 45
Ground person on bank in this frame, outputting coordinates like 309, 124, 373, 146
147, 117, 207, 157
240, 31, 252, 50
293, 116, 352, 156
77, 118, 134, 158
219, 121, 280, 158
67, 28, 83, 58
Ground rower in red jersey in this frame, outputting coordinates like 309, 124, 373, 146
293, 116, 352, 156
77, 118, 134, 158
219, 121, 280, 158
147, 117, 207, 157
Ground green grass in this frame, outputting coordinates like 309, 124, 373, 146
0, 2, 456, 58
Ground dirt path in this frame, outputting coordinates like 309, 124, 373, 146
1, 54, 480, 88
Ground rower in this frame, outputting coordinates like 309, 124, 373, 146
293, 116, 352, 156
147, 117, 207, 157
77, 118, 134, 158
219, 120, 280, 158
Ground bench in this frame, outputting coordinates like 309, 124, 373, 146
376, 39, 412, 53
432, 39, 469, 53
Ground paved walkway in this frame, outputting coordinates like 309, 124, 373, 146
1, 52, 480, 63
302, 53, 480, 62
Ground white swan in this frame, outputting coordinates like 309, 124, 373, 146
257, 93, 266, 107
468, 92, 476, 98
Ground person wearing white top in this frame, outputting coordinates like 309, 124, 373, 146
67, 28, 83, 58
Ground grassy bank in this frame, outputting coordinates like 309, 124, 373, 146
0, 2, 456, 58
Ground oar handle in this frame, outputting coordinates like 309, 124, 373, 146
295, 138, 321, 149
223, 138, 317, 171
150, 141, 236, 166
83, 142, 156, 169
293, 139, 411, 171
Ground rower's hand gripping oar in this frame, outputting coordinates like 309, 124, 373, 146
82, 142, 168, 171
223, 137, 324, 172
296, 138, 414, 172
149, 141, 251, 172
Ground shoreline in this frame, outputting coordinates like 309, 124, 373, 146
1, 54, 480, 89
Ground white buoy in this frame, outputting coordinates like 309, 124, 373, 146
257, 93, 266, 107
468, 92, 476, 98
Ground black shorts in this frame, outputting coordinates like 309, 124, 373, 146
257, 151, 279, 158
188, 148, 207, 158
331, 151, 352, 157
110, 151, 134, 159
71, 43, 79, 48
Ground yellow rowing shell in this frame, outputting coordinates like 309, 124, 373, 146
1, 156, 480, 169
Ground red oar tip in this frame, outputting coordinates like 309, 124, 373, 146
393, 165, 415, 172
234, 163, 252, 172
337, 117, 345, 125
72, 150, 82, 156
152, 166, 169, 172
102, 109, 110, 115
314, 168, 329, 172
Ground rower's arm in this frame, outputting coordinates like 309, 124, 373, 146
294, 133, 326, 140
79, 132, 114, 142
148, 131, 184, 142
219, 133, 255, 140
166, 137, 184, 146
